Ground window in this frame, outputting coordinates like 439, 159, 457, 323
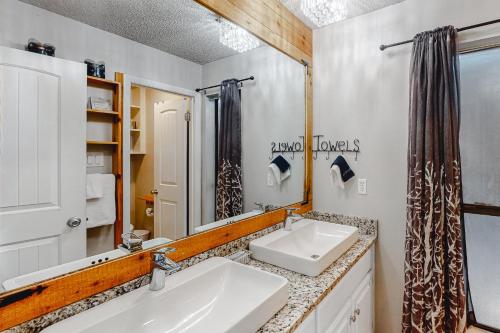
460, 46, 500, 332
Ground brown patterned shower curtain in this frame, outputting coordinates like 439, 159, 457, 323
402, 26, 467, 333
216, 79, 243, 220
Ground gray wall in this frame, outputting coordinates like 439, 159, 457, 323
313, 0, 500, 332
0, 0, 202, 89
202, 45, 306, 214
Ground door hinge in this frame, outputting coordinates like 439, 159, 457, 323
184, 112, 191, 122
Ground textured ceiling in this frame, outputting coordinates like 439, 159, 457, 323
280, 0, 405, 29
19, 0, 244, 64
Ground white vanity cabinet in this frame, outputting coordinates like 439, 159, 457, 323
295, 246, 374, 333
325, 273, 372, 333
295, 309, 317, 333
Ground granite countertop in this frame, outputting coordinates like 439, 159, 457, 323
254, 234, 377, 333
7, 212, 376, 333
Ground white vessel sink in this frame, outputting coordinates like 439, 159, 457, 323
42, 257, 288, 333
250, 219, 359, 276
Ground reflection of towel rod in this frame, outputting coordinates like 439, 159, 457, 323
195, 76, 254, 93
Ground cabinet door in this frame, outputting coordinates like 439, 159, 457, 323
295, 309, 316, 333
325, 300, 353, 333
352, 273, 373, 333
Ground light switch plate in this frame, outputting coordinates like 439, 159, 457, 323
94, 152, 104, 167
358, 179, 367, 195
87, 154, 96, 166
86, 152, 104, 167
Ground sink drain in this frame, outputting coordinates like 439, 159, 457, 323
310, 254, 320, 259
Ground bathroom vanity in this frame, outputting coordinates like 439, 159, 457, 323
253, 213, 377, 333
8, 213, 376, 332
293, 248, 374, 333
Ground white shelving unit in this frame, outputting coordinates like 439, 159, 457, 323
130, 85, 146, 155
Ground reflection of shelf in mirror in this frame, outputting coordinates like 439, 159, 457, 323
131, 151, 146, 155
130, 129, 141, 133
87, 109, 119, 116
87, 141, 119, 146
130, 105, 141, 112
87, 75, 119, 89
139, 194, 154, 204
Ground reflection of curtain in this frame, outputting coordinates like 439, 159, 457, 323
403, 26, 466, 333
216, 79, 242, 220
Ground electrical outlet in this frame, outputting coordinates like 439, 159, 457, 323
358, 179, 367, 195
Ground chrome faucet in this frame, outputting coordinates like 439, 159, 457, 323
149, 247, 181, 291
120, 232, 143, 253
284, 208, 303, 231
255, 201, 270, 212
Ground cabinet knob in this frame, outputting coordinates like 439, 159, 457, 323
151, 189, 159, 195
350, 314, 357, 323
355, 308, 361, 315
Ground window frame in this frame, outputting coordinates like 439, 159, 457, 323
460, 44, 500, 333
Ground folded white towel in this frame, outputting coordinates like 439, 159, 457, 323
268, 164, 291, 186
86, 174, 104, 199
86, 174, 116, 229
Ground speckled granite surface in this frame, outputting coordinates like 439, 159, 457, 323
5, 212, 377, 333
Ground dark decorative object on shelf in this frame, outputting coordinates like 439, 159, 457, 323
26, 38, 55, 57
84, 59, 106, 79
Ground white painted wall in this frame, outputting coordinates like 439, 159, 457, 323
313, 1, 500, 332
201, 45, 306, 217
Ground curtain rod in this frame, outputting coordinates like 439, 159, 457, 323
379, 18, 500, 51
195, 76, 254, 93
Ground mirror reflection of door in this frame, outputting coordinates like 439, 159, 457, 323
129, 85, 191, 243
153, 97, 190, 240
0, 47, 87, 288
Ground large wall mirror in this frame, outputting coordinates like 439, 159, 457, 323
0, 0, 307, 296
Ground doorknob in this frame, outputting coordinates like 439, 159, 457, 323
151, 189, 159, 195
67, 217, 82, 228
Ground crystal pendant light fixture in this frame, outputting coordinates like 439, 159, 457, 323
300, 0, 347, 27
218, 18, 260, 53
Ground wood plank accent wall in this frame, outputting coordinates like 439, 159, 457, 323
114, 72, 124, 247
195, 0, 312, 64
0, 3, 313, 330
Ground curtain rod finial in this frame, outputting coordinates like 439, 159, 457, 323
379, 44, 387, 51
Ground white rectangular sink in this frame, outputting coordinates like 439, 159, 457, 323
250, 219, 359, 276
42, 257, 288, 333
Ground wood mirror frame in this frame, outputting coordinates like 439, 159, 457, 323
0, 1, 313, 330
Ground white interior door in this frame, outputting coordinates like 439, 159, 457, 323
0, 46, 86, 286
153, 97, 188, 240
